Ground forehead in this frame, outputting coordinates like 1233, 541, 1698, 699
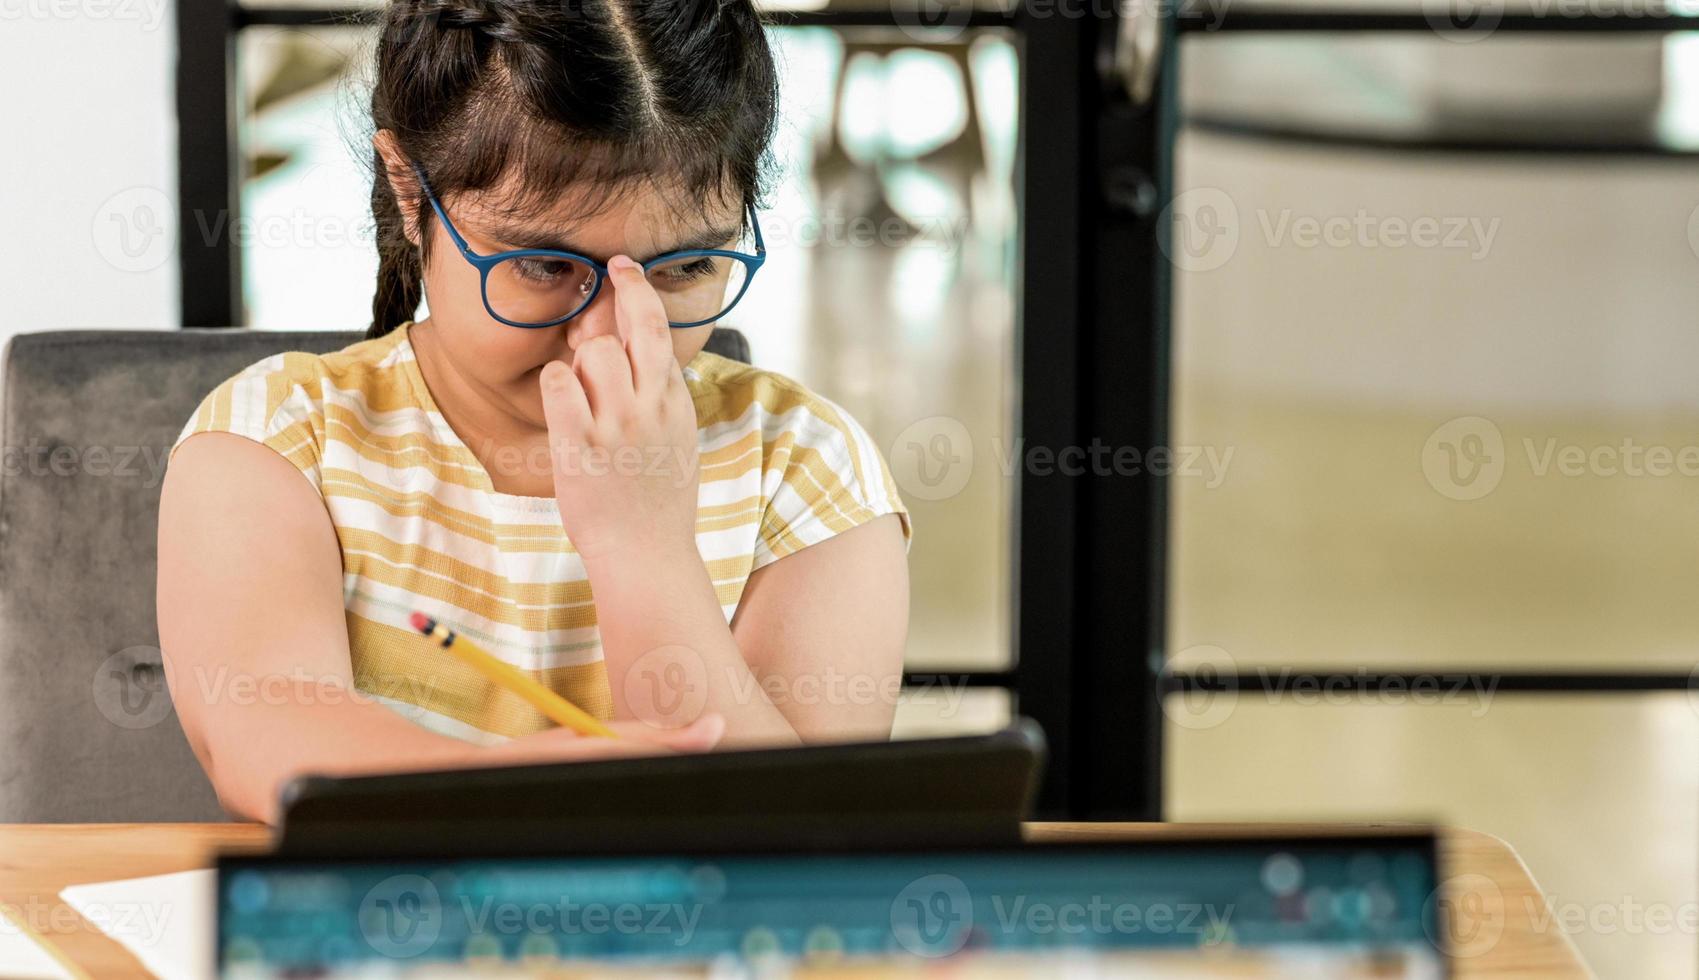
449, 171, 743, 256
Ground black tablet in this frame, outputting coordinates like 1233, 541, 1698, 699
275, 719, 1046, 858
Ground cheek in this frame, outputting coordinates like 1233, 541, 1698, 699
421, 241, 560, 374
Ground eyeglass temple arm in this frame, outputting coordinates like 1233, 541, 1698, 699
749, 204, 766, 256
406, 162, 475, 256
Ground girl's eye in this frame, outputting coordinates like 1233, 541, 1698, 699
653, 257, 718, 285
509, 257, 577, 286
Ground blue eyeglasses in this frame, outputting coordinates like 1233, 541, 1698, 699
412, 166, 766, 329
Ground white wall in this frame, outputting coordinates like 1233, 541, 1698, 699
0, 0, 179, 338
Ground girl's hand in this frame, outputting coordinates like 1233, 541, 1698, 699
485, 713, 726, 767
539, 256, 701, 562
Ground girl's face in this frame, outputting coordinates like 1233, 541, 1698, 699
408, 168, 746, 428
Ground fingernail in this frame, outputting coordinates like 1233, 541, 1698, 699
609, 255, 639, 273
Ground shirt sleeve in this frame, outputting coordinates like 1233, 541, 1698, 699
752, 386, 911, 572
169, 351, 328, 490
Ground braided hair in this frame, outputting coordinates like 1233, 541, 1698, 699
366, 0, 780, 337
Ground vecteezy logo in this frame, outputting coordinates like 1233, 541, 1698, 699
1422, 0, 1503, 41
888, 416, 973, 502
623, 645, 709, 729
91, 187, 177, 273
1424, 873, 1505, 959
1421, 416, 1505, 501
891, 874, 972, 958
1161, 645, 1239, 731
91, 647, 175, 730
1158, 188, 1239, 273
890, 0, 973, 42
1686, 203, 1699, 262
359, 875, 442, 959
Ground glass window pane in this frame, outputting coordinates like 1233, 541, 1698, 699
1166, 695, 1699, 979
236, 24, 1019, 672
237, 26, 377, 332
1170, 35, 1699, 672
892, 687, 1011, 739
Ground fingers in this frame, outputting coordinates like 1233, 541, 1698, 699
608, 713, 726, 752
538, 360, 591, 441
571, 334, 634, 417
607, 255, 676, 394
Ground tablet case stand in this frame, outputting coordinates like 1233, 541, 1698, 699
273, 720, 1047, 859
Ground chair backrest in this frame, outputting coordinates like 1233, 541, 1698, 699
0, 326, 750, 822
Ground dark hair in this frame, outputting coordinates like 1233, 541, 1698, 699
366, 0, 780, 337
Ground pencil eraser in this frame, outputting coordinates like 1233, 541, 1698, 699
408, 611, 433, 634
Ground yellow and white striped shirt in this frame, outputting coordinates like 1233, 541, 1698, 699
171, 323, 908, 742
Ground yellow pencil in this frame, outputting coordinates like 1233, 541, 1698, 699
409, 611, 618, 739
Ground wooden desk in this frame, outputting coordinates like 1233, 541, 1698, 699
0, 823, 1588, 979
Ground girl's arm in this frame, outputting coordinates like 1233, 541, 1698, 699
583, 516, 908, 745
158, 432, 721, 825
542, 257, 910, 747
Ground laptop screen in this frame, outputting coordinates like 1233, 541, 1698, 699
217, 835, 1445, 978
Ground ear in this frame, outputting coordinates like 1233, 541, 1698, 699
372, 130, 424, 248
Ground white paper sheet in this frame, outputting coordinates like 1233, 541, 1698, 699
58, 869, 214, 980
0, 906, 74, 980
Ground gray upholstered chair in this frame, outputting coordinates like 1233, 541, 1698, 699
0, 326, 750, 822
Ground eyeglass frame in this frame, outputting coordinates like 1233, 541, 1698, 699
410, 164, 766, 330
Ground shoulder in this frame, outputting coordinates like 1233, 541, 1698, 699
686, 351, 911, 562
172, 328, 415, 476
686, 351, 863, 444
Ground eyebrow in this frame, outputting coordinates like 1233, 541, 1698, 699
486, 219, 746, 263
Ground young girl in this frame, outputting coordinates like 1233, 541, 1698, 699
156, 0, 910, 824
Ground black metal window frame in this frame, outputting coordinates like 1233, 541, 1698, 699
177, 2, 1699, 821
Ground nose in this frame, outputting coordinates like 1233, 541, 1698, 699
564, 275, 622, 350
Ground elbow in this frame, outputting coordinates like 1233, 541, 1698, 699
203, 744, 280, 825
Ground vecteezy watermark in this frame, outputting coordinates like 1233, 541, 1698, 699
93, 187, 176, 273
360, 875, 443, 959
622, 645, 711, 730
890, 0, 976, 41
890, 0, 1234, 43
1424, 0, 1670, 41
1426, 874, 1506, 959
358, 872, 707, 960
1420, 0, 1504, 41
891, 874, 975, 957
1162, 645, 1500, 731
0, 895, 174, 948
1527, 894, 1699, 938
889, 874, 1232, 958
992, 438, 1233, 487
92, 188, 377, 274
762, 211, 972, 256
457, 438, 698, 490
618, 646, 972, 730
98, 659, 448, 731
1160, 188, 1501, 272
1423, 415, 1699, 501
0, 0, 167, 30
728, 668, 971, 718
889, 416, 975, 503
1687, 203, 1699, 262
92, 647, 176, 730
1421, 416, 1505, 502
187, 207, 377, 252
887, 417, 1234, 504
3, 441, 172, 487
